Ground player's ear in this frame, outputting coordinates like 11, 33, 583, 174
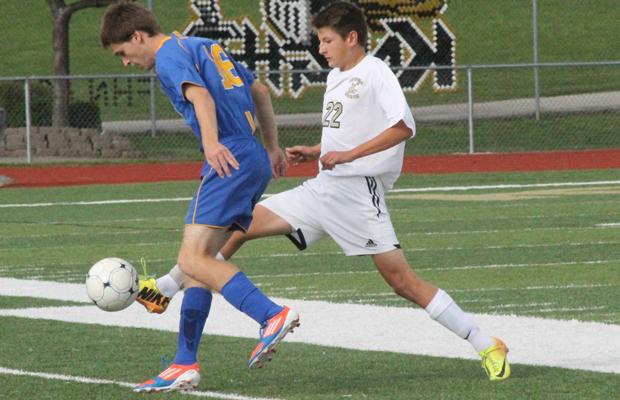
131, 31, 142, 44
347, 30, 359, 46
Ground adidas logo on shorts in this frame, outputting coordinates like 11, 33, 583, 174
365, 239, 377, 248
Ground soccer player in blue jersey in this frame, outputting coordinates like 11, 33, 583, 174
100, 3, 299, 392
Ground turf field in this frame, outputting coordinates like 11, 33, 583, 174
1, 169, 619, 399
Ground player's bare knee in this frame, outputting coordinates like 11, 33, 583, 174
388, 274, 411, 297
389, 272, 424, 301
176, 260, 195, 278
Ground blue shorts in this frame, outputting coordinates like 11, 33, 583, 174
185, 138, 272, 231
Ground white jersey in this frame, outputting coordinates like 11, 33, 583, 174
319, 54, 415, 189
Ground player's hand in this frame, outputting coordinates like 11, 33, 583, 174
319, 150, 354, 170
267, 147, 288, 178
285, 146, 319, 165
204, 142, 239, 178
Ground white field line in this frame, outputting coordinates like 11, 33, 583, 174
389, 180, 620, 193
3, 222, 619, 247
1, 278, 620, 375
0, 367, 281, 400
3, 239, 619, 258
2, 180, 619, 209
2, 258, 619, 283
405, 225, 620, 237
3, 258, 618, 282
0, 197, 191, 208
292, 283, 615, 297
248, 259, 620, 279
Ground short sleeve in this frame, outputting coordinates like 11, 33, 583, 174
156, 55, 206, 101
376, 64, 415, 137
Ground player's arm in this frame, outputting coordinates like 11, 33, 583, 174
250, 81, 287, 177
183, 83, 239, 177
320, 120, 412, 170
286, 143, 322, 165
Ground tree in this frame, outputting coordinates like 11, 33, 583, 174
47, 0, 122, 127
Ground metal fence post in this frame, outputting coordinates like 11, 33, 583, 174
467, 67, 475, 154
532, 0, 541, 120
147, 1, 156, 137
24, 78, 32, 163
150, 75, 157, 137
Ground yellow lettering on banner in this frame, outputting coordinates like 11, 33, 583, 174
210, 44, 243, 89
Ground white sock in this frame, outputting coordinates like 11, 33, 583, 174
425, 289, 494, 353
155, 264, 184, 297
216, 252, 226, 261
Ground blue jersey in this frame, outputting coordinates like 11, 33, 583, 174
155, 33, 272, 230
155, 32, 257, 148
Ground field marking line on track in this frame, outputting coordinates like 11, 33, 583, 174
2, 180, 619, 208
1, 278, 620, 375
0, 367, 280, 400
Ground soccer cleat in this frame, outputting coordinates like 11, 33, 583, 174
133, 363, 200, 393
479, 337, 511, 381
136, 277, 171, 314
248, 306, 300, 368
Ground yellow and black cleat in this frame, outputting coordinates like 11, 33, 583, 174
136, 278, 171, 314
480, 337, 511, 381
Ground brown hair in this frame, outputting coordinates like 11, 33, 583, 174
99, 1, 162, 48
311, 1, 368, 48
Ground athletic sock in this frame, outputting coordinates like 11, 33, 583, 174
173, 287, 212, 365
156, 264, 184, 297
220, 271, 283, 325
425, 289, 494, 353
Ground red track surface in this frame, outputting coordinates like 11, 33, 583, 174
1, 149, 619, 188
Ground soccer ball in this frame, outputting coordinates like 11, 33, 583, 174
85, 257, 139, 311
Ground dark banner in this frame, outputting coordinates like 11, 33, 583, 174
184, 0, 456, 97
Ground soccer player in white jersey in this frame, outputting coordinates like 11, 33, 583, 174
144, 1, 510, 380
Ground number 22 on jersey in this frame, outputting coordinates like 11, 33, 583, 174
323, 101, 343, 128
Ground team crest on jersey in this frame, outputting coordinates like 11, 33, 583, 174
185, 0, 456, 98
345, 78, 364, 99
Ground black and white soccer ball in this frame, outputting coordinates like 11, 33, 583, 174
85, 257, 139, 312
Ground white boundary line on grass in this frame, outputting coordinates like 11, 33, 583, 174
597, 222, 620, 227
1, 180, 619, 208
1, 278, 620, 375
0, 367, 281, 400
388, 180, 620, 193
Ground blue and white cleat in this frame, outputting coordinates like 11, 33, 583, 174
248, 306, 300, 368
133, 363, 200, 393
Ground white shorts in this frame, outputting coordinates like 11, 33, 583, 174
259, 174, 400, 256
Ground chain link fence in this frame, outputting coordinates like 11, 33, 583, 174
0, 61, 619, 163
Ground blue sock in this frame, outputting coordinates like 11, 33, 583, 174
173, 287, 212, 365
221, 272, 283, 325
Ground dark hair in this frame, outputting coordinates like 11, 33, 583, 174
311, 1, 368, 48
99, 1, 161, 48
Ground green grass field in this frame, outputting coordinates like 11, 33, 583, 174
1, 168, 620, 399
